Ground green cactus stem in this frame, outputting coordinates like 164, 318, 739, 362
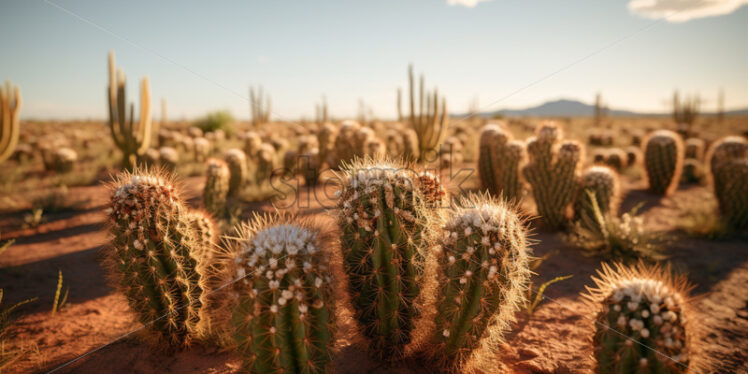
643, 130, 684, 196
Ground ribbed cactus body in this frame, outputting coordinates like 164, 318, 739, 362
585, 263, 695, 374
336, 158, 431, 359
574, 166, 621, 222
230, 215, 335, 374
478, 124, 526, 201
107, 170, 209, 348
256, 143, 276, 184
708, 136, 748, 230
203, 158, 230, 215
224, 148, 247, 196
431, 194, 530, 372
522, 123, 582, 230
643, 130, 684, 196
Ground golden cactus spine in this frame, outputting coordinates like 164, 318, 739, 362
0, 81, 21, 164
107, 51, 153, 170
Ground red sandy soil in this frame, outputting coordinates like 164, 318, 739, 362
1, 175, 747, 374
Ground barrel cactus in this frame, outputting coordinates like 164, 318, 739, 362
643, 130, 684, 196
584, 262, 698, 374
522, 122, 582, 230
707, 136, 748, 231
256, 143, 276, 184
478, 124, 526, 201
51, 148, 77, 173
158, 146, 179, 172
106, 169, 211, 348
574, 165, 621, 223
335, 157, 435, 359
428, 193, 531, 373
228, 213, 336, 374
224, 148, 247, 196
203, 158, 230, 216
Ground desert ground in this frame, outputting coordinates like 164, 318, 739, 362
1, 117, 747, 374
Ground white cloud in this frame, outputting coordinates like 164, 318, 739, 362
628, 0, 748, 22
447, 0, 492, 8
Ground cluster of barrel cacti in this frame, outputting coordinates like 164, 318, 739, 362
106, 169, 213, 348
707, 136, 748, 231
643, 130, 684, 196
478, 124, 525, 201
584, 262, 696, 373
593, 148, 627, 172
228, 214, 336, 374
522, 122, 583, 230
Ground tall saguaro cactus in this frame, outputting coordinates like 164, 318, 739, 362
0, 81, 22, 164
336, 158, 435, 360
106, 169, 211, 348
522, 122, 583, 230
107, 51, 153, 170
229, 214, 336, 374
430, 194, 531, 373
401, 64, 448, 162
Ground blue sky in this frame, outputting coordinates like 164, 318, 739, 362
1, 0, 747, 120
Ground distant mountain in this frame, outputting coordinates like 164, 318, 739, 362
469, 98, 748, 118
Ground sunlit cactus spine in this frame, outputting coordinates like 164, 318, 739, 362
336, 157, 434, 359
479, 124, 527, 201
417, 171, 446, 207
0, 81, 22, 164
428, 193, 530, 373
203, 158, 230, 216
224, 148, 247, 196
522, 122, 582, 230
643, 130, 684, 196
707, 136, 748, 231
107, 51, 153, 170
574, 165, 621, 223
106, 169, 210, 348
584, 262, 699, 374
228, 213, 336, 374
